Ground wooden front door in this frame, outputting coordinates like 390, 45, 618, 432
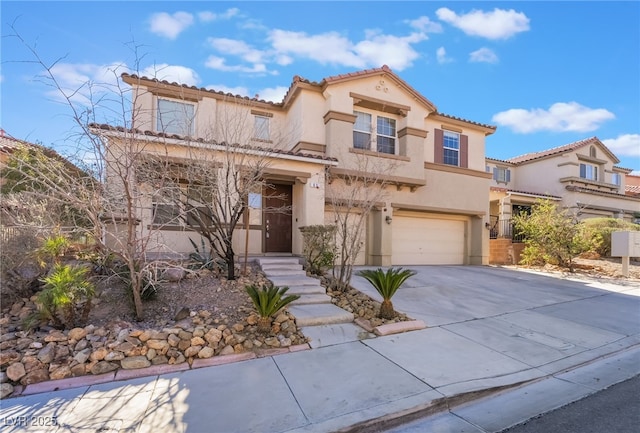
264, 184, 292, 253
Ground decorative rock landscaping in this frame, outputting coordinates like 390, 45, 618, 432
0, 297, 306, 399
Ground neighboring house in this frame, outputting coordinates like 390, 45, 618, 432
96, 65, 496, 265
625, 173, 640, 198
486, 137, 639, 264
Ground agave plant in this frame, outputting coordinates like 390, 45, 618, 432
245, 283, 300, 333
357, 267, 416, 319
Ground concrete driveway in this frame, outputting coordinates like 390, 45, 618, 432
351, 265, 640, 395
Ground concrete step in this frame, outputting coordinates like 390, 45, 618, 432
269, 275, 320, 287
286, 285, 326, 296
290, 293, 333, 305
256, 257, 301, 266
288, 303, 354, 327
262, 269, 307, 277
260, 263, 304, 271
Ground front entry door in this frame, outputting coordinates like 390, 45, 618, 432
264, 184, 292, 253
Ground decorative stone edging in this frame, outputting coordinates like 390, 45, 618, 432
10, 344, 311, 398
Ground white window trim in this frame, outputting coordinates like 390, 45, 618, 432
156, 97, 196, 136
353, 109, 397, 155
253, 115, 271, 141
443, 130, 460, 166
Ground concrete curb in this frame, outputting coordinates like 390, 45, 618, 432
336, 343, 640, 433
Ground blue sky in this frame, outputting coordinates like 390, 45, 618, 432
2, 1, 639, 173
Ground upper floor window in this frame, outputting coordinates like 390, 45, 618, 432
157, 98, 195, 136
443, 131, 460, 166
353, 111, 372, 150
493, 167, 511, 183
254, 115, 270, 141
580, 163, 598, 181
612, 173, 622, 186
353, 111, 396, 155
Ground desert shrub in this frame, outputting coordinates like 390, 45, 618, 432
37, 233, 71, 267
513, 199, 591, 271
581, 218, 640, 257
299, 225, 336, 276
357, 267, 416, 319
36, 263, 95, 328
245, 283, 300, 333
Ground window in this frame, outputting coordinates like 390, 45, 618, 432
353, 111, 396, 154
157, 98, 195, 135
353, 111, 372, 150
493, 167, 511, 183
152, 204, 180, 225
579, 163, 598, 181
443, 131, 460, 166
254, 115, 270, 141
152, 188, 182, 225
612, 173, 622, 186
376, 116, 396, 154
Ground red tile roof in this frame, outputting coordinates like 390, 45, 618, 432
122, 66, 495, 131
490, 186, 561, 199
88, 123, 338, 163
507, 137, 619, 165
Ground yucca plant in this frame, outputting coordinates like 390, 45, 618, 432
357, 267, 416, 319
245, 283, 300, 333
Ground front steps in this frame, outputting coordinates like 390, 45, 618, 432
256, 257, 355, 338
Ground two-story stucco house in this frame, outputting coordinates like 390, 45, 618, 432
486, 137, 639, 263
94, 65, 496, 266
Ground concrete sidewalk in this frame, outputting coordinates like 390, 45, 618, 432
1, 266, 639, 433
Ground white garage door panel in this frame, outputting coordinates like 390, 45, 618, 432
392, 216, 465, 265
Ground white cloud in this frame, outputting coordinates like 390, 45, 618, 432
436, 7, 530, 40
469, 47, 498, 63
140, 64, 200, 86
407, 16, 443, 33
149, 12, 194, 39
204, 55, 268, 74
208, 38, 266, 64
437, 47, 453, 64
492, 102, 616, 133
0, 75, 4, 83
198, 8, 239, 22
269, 30, 363, 68
602, 134, 640, 157
47, 62, 128, 105
255, 86, 288, 103
268, 29, 425, 71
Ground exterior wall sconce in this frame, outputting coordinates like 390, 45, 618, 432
385, 216, 393, 224
485, 222, 491, 229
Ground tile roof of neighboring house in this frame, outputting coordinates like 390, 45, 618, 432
485, 157, 515, 165
625, 184, 640, 196
506, 137, 619, 165
88, 123, 339, 163
565, 184, 640, 200
122, 66, 495, 132
490, 186, 561, 199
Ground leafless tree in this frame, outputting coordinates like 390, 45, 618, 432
146, 97, 294, 280
326, 150, 396, 290
4, 28, 182, 320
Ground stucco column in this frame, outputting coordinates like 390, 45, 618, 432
499, 195, 512, 237
369, 207, 392, 266
469, 216, 488, 265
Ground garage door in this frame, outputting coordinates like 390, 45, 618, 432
392, 215, 465, 265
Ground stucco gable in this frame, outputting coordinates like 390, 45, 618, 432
507, 137, 620, 165
282, 65, 438, 113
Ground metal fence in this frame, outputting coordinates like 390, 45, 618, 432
489, 217, 525, 243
